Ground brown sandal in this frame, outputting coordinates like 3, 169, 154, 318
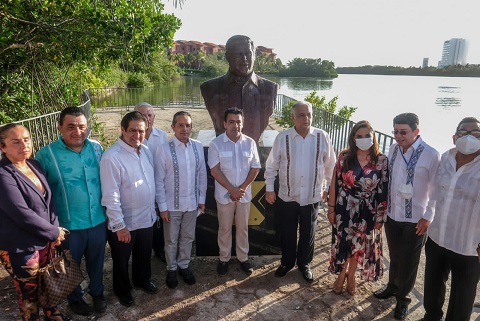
332, 272, 347, 295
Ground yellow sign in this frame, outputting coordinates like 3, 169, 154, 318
249, 181, 266, 225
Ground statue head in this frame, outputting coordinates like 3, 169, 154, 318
225, 35, 255, 77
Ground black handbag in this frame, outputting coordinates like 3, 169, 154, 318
37, 245, 84, 307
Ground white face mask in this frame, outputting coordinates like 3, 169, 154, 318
398, 183, 413, 200
355, 137, 374, 151
455, 135, 480, 155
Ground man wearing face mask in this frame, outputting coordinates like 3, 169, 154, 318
419, 117, 480, 321
373, 113, 440, 320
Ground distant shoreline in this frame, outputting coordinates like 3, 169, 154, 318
336, 65, 480, 78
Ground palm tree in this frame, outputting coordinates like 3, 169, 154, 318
169, 0, 185, 8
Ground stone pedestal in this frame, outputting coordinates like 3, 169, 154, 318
195, 130, 281, 256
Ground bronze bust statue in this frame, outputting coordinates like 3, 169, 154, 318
200, 35, 278, 143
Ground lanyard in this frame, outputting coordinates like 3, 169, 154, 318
400, 148, 414, 167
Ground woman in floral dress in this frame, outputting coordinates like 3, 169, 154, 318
327, 120, 389, 295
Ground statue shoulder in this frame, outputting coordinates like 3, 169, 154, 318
200, 74, 228, 89
257, 77, 278, 94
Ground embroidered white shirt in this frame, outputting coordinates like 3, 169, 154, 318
264, 127, 336, 206
100, 138, 156, 232
428, 149, 480, 256
155, 136, 207, 212
387, 136, 440, 223
208, 133, 261, 204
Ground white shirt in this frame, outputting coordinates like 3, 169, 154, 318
387, 136, 440, 223
144, 127, 168, 160
264, 127, 336, 206
100, 138, 156, 232
428, 149, 480, 256
208, 133, 261, 204
155, 136, 207, 212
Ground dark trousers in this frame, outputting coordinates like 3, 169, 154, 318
384, 216, 427, 304
107, 226, 153, 296
64, 221, 107, 303
423, 238, 480, 321
275, 198, 318, 269
152, 217, 165, 256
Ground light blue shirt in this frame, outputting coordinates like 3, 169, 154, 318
36, 137, 106, 230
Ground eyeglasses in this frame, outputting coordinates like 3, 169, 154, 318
456, 129, 480, 138
392, 129, 410, 136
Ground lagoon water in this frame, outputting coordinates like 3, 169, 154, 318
140, 74, 480, 154
271, 74, 480, 154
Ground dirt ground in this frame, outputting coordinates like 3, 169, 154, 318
0, 107, 478, 321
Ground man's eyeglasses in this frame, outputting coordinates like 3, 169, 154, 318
392, 129, 410, 136
456, 129, 480, 138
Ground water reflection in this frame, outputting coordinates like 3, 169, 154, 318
435, 86, 461, 108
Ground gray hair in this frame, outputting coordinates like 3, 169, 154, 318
134, 102, 153, 111
291, 101, 313, 116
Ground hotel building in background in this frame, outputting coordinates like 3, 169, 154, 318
438, 38, 468, 68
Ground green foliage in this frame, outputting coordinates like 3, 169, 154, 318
337, 64, 480, 77
199, 54, 228, 77
1, 0, 181, 121
278, 58, 338, 78
126, 72, 152, 88
138, 52, 180, 83
275, 91, 357, 128
254, 54, 284, 74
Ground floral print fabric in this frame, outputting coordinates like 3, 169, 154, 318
329, 152, 389, 281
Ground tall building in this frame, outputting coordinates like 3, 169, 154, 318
438, 38, 468, 68
422, 58, 429, 68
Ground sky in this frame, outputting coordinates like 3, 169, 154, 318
164, 0, 480, 68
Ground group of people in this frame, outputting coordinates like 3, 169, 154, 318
326, 112, 480, 321
0, 32, 478, 321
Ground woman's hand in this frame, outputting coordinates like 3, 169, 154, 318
374, 222, 383, 230
54, 227, 66, 246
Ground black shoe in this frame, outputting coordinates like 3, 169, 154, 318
135, 280, 158, 294
239, 260, 253, 275
217, 261, 229, 276
155, 251, 167, 263
394, 303, 409, 320
299, 267, 314, 283
179, 267, 196, 285
68, 299, 93, 316
92, 294, 107, 313
274, 265, 291, 277
116, 292, 134, 307
166, 270, 178, 289
374, 285, 398, 299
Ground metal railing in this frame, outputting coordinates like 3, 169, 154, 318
5, 90, 92, 154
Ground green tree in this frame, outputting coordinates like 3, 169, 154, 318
276, 91, 356, 128
278, 58, 338, 78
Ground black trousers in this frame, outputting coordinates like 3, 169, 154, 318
423, 238, 480, 321
108, 226, 153, 296
152, 217, 165, 255
384, 216, 427, 304
275, 198, 318, 269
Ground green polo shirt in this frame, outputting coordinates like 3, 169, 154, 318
36, 137, 106, 230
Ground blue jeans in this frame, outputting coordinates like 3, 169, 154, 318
64, 221, 107, 302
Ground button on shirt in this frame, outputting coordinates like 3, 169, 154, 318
208, 133, 261, 204
155, 137, 207, 212
387, 137, 440, 223
144, 127, 168, 159
35, 138, 106, 230
100, 138, 156, 232
265, 127, 336, 206
428, 149, 480, 256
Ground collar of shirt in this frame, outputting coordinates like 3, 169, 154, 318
223, 133, 246, 144
172, 135, 191, 147
117, 137, 144, 155
290, 126, 315, 139
226, 71, 259, 88
402, 135, 424, 155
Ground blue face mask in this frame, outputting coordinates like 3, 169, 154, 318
455, 135, 480, 155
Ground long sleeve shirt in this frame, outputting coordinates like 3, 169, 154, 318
35, 137, 106, 230
100, 138, 156, 232
264, 127, 336, 206
144, 127, 168, 160
155, 137, 207, 212
208, 133, 261, 204
427, 149, 480, 256
387, 136, 440, 223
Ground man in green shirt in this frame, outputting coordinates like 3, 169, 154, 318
36, 107, 107, 316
